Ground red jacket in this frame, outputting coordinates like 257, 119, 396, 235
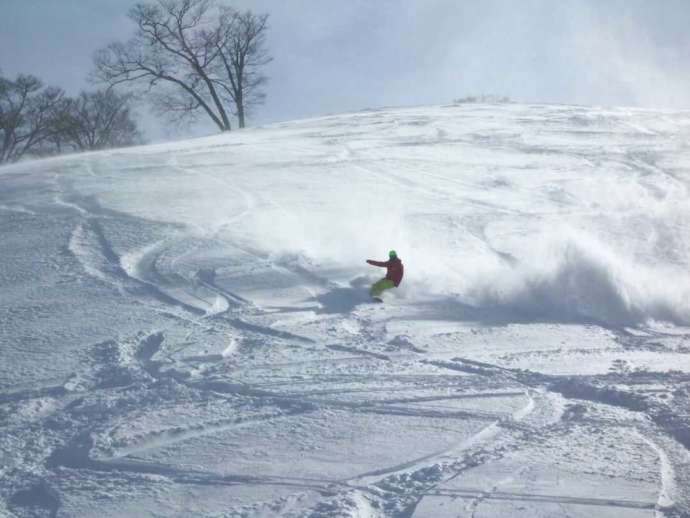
367, 258, 404, 286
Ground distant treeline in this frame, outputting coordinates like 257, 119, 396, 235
453, 95, 513, 104
0, 74, 141, 163
1, 0, 271, 164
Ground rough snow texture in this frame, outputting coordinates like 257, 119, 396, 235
1, 103, 690, 517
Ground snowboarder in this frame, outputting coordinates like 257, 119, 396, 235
366, 250, 404, 300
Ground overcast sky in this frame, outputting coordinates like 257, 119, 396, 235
2, 0, 690, 140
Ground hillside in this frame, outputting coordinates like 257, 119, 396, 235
1, 103, 690, 517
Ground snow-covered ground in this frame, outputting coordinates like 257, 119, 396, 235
1, 102, 690, 517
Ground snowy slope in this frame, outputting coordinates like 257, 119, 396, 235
1, 103, 690, 517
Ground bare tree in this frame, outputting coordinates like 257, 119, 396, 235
213, 9, 270, 128
93, 0, 270, 132
46, 96, 73, 154
60, 90, 142, 151
0, 74, 64, 163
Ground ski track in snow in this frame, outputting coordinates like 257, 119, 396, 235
1, 103, 690, 517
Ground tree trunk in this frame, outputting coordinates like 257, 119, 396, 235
237, 95, 245, 129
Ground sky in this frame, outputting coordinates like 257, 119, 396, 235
2, 0, 690, 140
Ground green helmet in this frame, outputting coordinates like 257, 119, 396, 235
388, 250, 397, 259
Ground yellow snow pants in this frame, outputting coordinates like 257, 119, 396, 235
370, 278, 395, 297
